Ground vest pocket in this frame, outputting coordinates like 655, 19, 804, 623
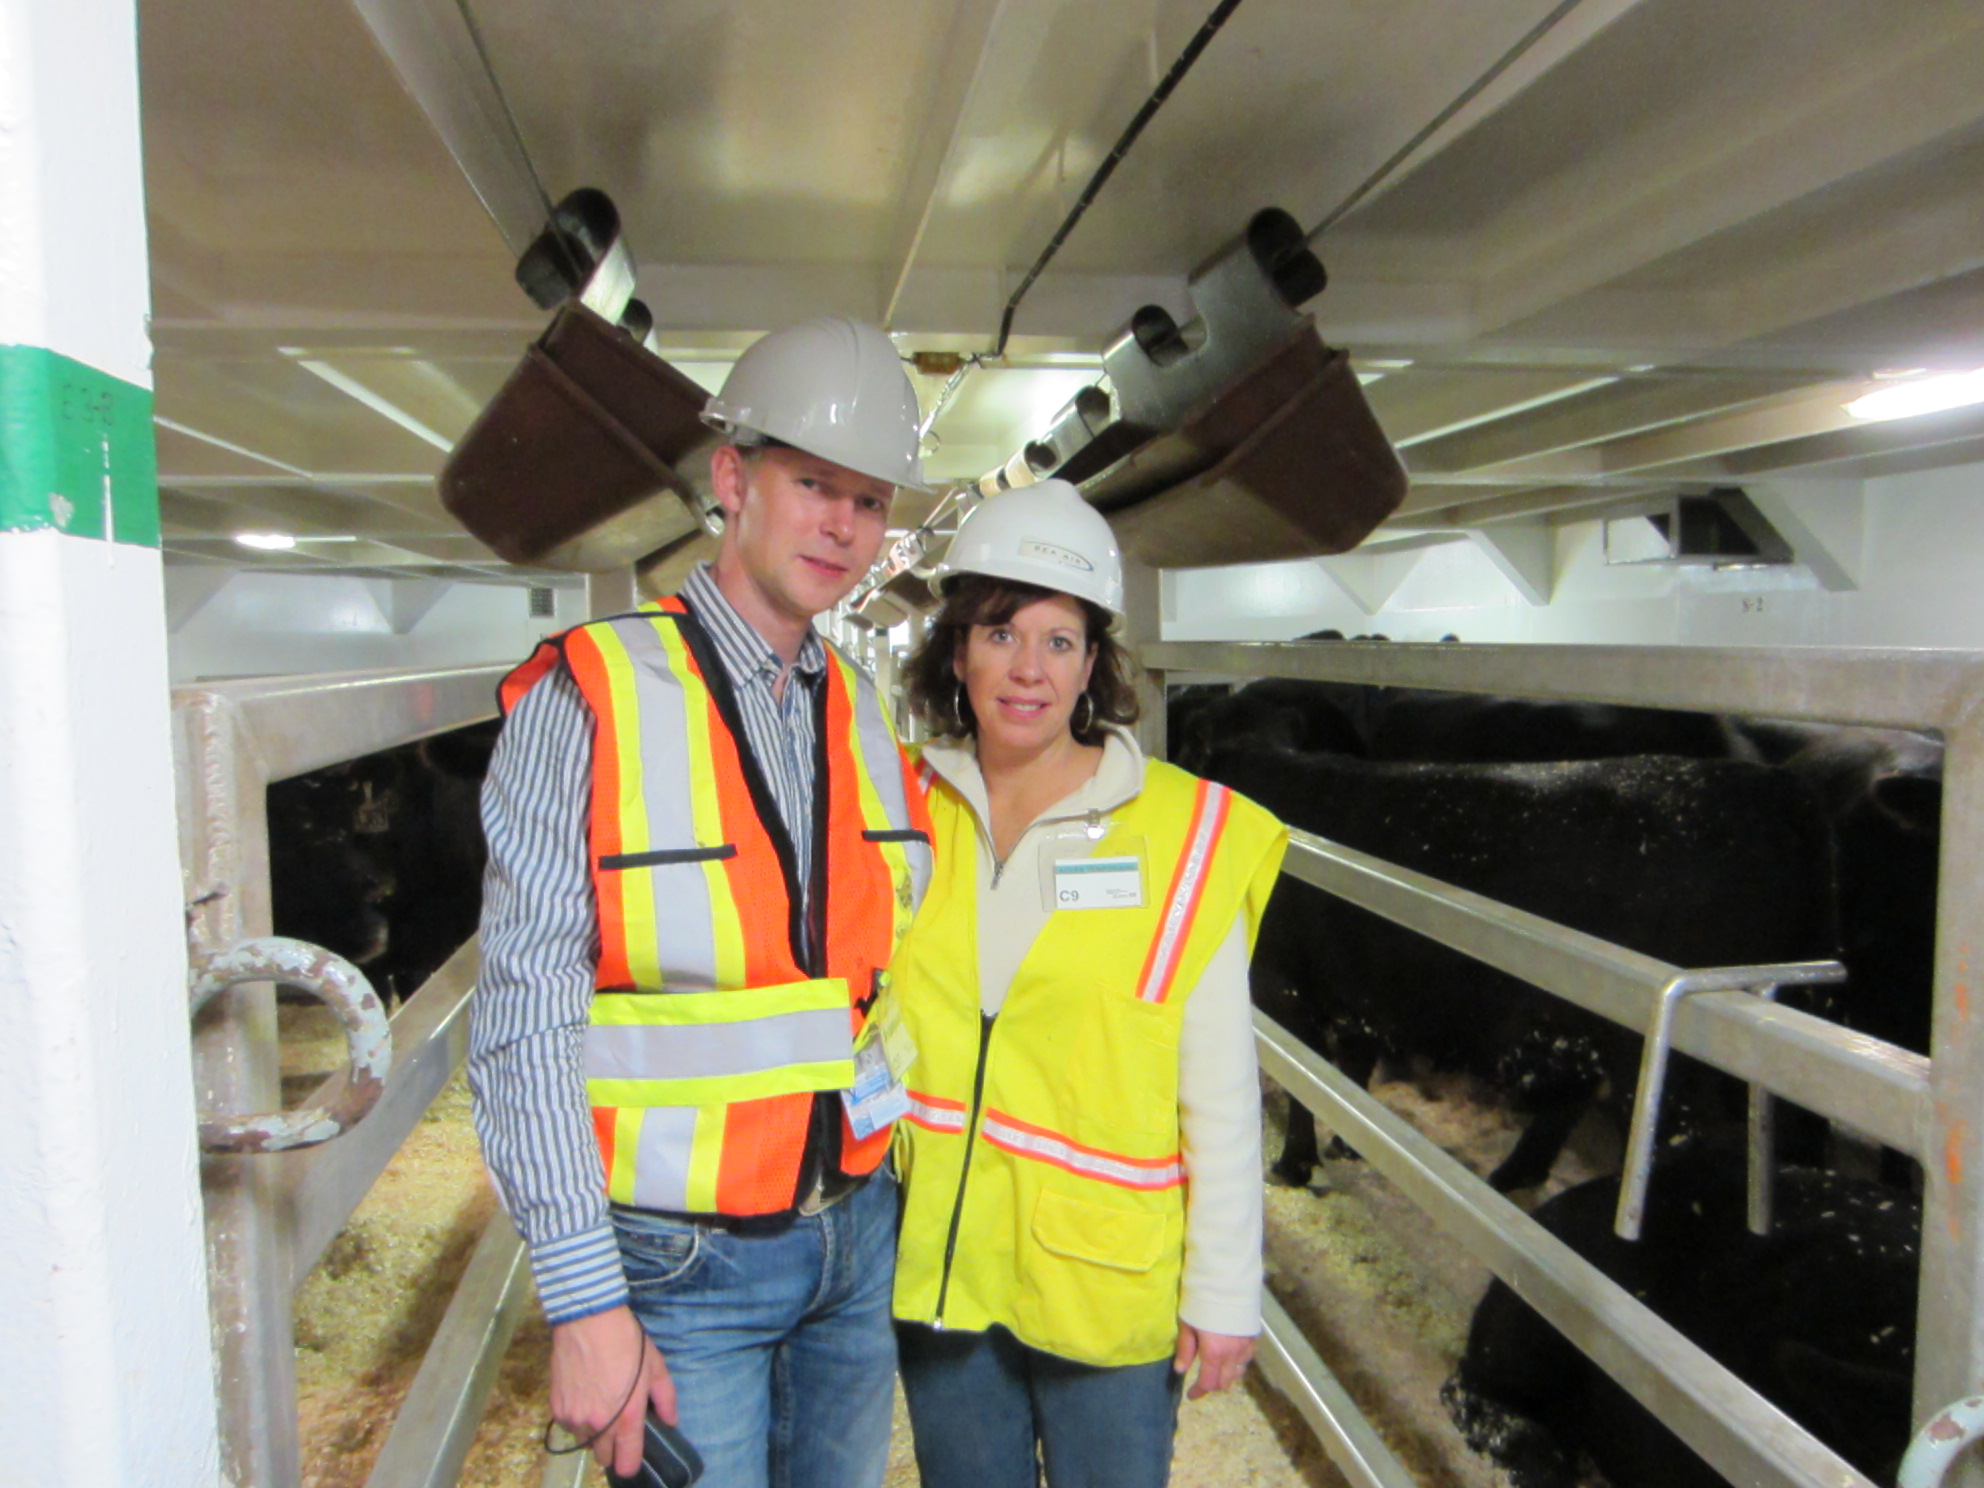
598, 844, 737, 869
1031, 1188, 1166, 1272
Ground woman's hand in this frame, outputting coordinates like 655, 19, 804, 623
1172, 1323, 1256, 1399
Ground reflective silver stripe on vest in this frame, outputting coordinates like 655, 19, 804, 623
980, 1110, 1185, 1191
585, 1002, 855, 1083
842, 651, 933, 909
614, 618, 721, 990
905, 1091, 968, 1133
627, 1105, 699, 1213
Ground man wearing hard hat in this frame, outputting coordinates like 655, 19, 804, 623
470, 317, 934, 1487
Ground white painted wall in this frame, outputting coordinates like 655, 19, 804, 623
1166, 459, 1984, 652
1, 1, 221, 1484
164, 571, 585, 681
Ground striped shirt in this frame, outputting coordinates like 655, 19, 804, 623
466, 564, 829, 1324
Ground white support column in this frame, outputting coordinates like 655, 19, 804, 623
0, 2, 221, 1486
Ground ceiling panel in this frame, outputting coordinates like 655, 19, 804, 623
133, 0, 1984, 577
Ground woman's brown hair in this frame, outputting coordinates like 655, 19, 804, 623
904, 573, 1141, 745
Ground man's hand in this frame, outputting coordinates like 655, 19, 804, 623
1172, 1323, 1256, 1400
550, 1306, 676, 1478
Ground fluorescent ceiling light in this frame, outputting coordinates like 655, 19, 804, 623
1845, 368, 1984, 423
291, 356, 454, 451
233, 531, 297, 551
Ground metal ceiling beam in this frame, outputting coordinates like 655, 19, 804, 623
1364, 367, 1619, 445
1432, 381, 1873, 486
1408, 485, 1659, 528
1469, 23, 1984, 336
1407, 373, 1814, 474
345, 0, 546, 255
879, 0, 1014, 326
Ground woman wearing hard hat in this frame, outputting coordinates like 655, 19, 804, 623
884, 480, 1289, 1488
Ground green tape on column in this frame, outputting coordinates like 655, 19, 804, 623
0, 344, 160, 548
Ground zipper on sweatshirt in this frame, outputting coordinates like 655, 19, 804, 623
982, 806, 1108, 890
931, 1011, 996, 1328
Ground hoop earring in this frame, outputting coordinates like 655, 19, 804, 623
1073, 692, 1096, 737
951, 678, 970, 736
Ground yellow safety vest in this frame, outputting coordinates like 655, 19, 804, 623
891, 758, 1286, 1366
502, 597, 933, 1216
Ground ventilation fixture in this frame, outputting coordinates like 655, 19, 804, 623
527, 585, 555, 619
1602, 488, 1793, 568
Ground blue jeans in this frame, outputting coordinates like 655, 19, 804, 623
613, 1170, 899, 1488
896, 1322, 1182, 1488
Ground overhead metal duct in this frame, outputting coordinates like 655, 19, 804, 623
988, 207, 1408, 569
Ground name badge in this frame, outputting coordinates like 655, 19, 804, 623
841, 993, 918, 1139
1051, 854, 1144, 909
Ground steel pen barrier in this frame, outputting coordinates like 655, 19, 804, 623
174, 664, 528, 1488
1141, 637, 1984, 1488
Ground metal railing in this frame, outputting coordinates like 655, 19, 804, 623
174, 664, 523, 1488
1142, 637, 1984, 1488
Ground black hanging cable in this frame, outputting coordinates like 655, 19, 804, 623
1304, 0, 1586, 242
992, 0, 1250, 359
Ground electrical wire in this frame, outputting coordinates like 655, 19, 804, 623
992, 0, 1251, 359
918, 354, 987, 442
1304, 0, 1587, 242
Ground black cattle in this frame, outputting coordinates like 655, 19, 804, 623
1732, 722, 1942, 1057
1206, 744, 1838, 1191
1365, 690, 1735, 766
1443, 1139, 1918, 1488
267, 718, 496, 1003
1169, 677, 1369, 772
267, 771, 393, 968
1172, 672, 1734, 775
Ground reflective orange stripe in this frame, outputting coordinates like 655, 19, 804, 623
591, 1104, 618, 1180
498, 639, 562, 714
1135, 780, 1231, 1004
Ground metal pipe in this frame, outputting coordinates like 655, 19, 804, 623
176, 690, 300, 1488
1914, 708, 1984, 1488
189, 937, 394, 1154
282, 939, 479, 1285
173, 663, 506, 783
174, 664, 502, 1483
1284, 831, 1923, 1156
1614, 974, 1826, 1240
1256, 1292, 1417, 1488
1745, 983, 1783, 1238
364, 1211, 531, 1488
1142, 639, 1984, 729
1900, 1396, 1984, 1488
1257, 1012, 1879, 1488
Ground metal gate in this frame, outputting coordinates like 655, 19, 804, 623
1142, 638, 1984, 1488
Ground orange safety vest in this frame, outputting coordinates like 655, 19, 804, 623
501, 597, 933, 1216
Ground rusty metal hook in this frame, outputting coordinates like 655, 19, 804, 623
189, 936, 393, 1153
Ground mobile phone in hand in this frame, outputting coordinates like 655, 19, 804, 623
605, 1410, 703, 1488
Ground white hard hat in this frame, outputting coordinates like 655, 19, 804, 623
703, 316, 928, 491
938, 480, 1123, 616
